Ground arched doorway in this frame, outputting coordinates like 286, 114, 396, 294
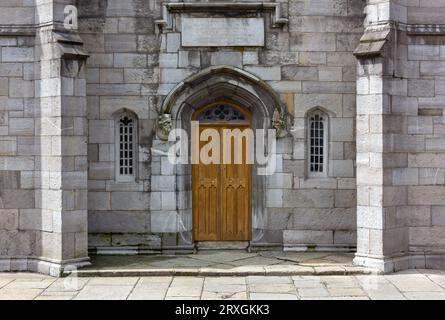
192, 101, 252, 241
151, 66, 287, 247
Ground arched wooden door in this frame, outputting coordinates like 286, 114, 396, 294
192, 102, 252, 241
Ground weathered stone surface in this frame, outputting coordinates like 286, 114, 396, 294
2, 0, 445, 274
283, 190, 334, 208
0, 209, 18, 231
408, 187, 445, 206
287, 208, 356, 230
284, 230, 333, 245
1, 47, 33, 62
210, 52, 242, 68
111, 233, 161, 247
89, 211, 151, 233
111, 192, 150, 210
182, 18, 265, 47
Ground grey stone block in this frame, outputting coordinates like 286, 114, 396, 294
114, 53, 147, 68
281, 65, 318, 81
0, 140, 16, 156
105, 34, 137, 52
432, 207, 445, 227
9, 79, 34, 98
408, 79, 435, 97
151, 175, 175, 191
159, 53, 178, 68
283, 189, 334, 208
111, 192, 150, 210
334, 190, 357, 208
0, 209, 18, 231
88, 192, 111, 211
111, 233, 161, 247
244, 66, 281, 81
150, 211, 178, 233
266, 189, 283, 208
166, 33, 181, 53
89, 211, 150, 233
178, 51, 200, 68
160, 68, 193, 84
283, 230, 334, 245
8, 118, 34, 135
2, 47, 33, 62
210, 51, 242, 68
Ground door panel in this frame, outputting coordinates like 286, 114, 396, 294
192, 123, 251, 241
193, 126, 219, 241
221, 124, 251, 240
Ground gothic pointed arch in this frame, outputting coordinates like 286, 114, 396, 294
160, 65, 287, 131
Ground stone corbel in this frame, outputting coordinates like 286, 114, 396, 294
55, 31, 89, 77
157, 113, 173, 141
272, 109, 288, 138
155, 4, 173, 30
354, 26, 391, 58
155, 2, 288, 29
271, 3, 288, 28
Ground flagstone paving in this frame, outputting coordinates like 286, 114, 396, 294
72, 251, 370, 276
1, 269, 445, 300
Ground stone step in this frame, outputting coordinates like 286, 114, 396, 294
64, 265, 375, 278
196, 241, 250, 251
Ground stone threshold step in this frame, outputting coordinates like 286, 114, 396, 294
195, 241, 249, 250
64, 266, 377, 278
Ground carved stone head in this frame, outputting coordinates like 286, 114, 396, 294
272, 109, 287, 138
157, 113, 172, 141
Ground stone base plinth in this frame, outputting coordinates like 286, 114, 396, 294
354, 253, 445, 273
0, 257, 91, 277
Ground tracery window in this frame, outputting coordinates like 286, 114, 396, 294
197, 104, 247, 122
115, 114, 137, 181
308, 111, 328, 176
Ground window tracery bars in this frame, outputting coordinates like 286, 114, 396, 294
118, 116, 134, 177
309, 113, 326, 174
198, 104, 246, 122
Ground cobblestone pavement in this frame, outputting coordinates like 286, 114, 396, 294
1, 269, 445, 300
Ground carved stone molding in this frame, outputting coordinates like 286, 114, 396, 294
155, 1, 288, 29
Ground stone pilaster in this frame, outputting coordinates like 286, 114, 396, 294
354, 0, 411, 272
33, 0, 90, 275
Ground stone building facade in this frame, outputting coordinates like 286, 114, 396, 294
0, 0, 444, 275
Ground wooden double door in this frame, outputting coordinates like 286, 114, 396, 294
192, 122, 252, 241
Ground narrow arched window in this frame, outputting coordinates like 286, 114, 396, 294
308, 111, 328, 177
115, 113, 137, 182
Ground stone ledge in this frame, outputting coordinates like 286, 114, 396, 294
0, 25, 36, 36
156, 2, 288, 29
64, 265, 374, 278
166, 2, 280, 12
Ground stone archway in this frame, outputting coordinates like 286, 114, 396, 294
150, 66, 285, 249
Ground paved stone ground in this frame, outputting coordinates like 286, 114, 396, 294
75, 252, 369, 276
1, 269, 445, 300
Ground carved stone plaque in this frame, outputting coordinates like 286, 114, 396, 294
181, 18, 265, 47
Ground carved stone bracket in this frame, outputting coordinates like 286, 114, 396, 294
354, 25, 391, 58
155, 1, 288, 29
272, 109, 287, 138
157, 113, 173, 141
